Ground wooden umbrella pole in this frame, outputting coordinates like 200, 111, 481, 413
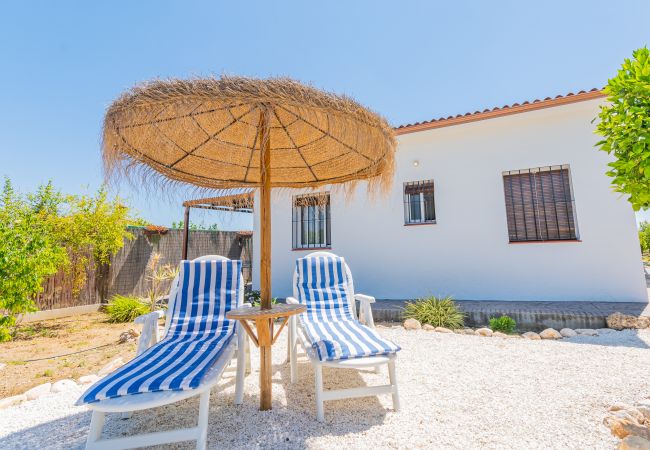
258, 106, 273, 410
259, 107, 272, 311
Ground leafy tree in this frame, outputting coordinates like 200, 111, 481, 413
0, 179, 67, 341
0, 180, 132, 340
596, 47, 650, 210
639, 221, 650, 253
171, 220, 219, 231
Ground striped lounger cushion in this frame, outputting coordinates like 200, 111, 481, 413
78, 259, 241, 404
296, 255, 400, 362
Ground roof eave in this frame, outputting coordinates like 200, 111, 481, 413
394, 89, 606, 136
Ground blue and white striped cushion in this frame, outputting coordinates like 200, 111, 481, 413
296, 256, 400, 362
78, 259, 241, 405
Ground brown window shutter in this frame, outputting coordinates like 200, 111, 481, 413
503, 166, 578, 242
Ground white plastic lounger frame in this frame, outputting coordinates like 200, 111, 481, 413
82, 255, 250, 450
287, 251, 399, 422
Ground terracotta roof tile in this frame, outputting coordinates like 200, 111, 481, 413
395, 88, 605, 135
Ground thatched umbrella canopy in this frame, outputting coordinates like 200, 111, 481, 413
103, 76, 396, 311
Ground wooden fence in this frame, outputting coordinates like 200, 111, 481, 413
34, 227, 252, 311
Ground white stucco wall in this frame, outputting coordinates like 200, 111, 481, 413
253, 99, 647, 302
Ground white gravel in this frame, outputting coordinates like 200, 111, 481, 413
1, 327, 650, 449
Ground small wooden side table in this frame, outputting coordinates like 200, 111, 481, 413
226, 303, 306, 410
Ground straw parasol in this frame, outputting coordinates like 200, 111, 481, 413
103, 76, 396, 310
103, 76, 395, 411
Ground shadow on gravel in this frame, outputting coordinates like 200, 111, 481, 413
2, 359, 390, 449
562, 329, 650, 349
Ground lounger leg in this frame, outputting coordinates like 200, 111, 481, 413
235, 332, 246, 405
286, 324, 292, 363
388, 356, 400, 412
289, 317, 298, 383
314, 363, 324, 422
86, 410, 105, 448
245, 336, 252, 375
196, 390, 210, 450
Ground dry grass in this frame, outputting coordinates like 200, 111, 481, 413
0, 313, 139, 398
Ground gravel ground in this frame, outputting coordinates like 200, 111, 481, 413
1, 327, 649, 450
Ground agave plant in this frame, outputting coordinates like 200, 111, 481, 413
403, 295, 464, 329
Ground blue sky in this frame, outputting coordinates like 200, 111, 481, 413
1, 1, 649, 229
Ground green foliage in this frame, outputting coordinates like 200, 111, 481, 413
105, 295, 149, 323
245, 289, 278, 307
489, 315, 517, 334
0, 179, 132, 340
171, 220, 219, 231
403, 295, 465, 329
0, 179, 67, 341
639, 221, 650, 253
127, 215, 151, 227
596, 47, 650, 210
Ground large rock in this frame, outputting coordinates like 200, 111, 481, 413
619, 436, 650, 450
522, 331, 541, 340
0, 394, 26, 409
79, 374, 100, 385
575, 328, 598, 336
560, 328, 577, 337
98, 357, 124, 377
609, 419, 650, 440
638, 317, 650, 329
403, 319, 422, 330
637, 406, 650, 423
422, 324, 435, 331
51, 379, 78, 393
475, 327, 493, 337
25, 383, 52, 400
608, 313, 641, 330
434, 326, 453, 333
539, 328, 562, 339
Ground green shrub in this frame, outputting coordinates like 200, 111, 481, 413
489, 315, 517, 334
105, 295, 149, 323
403, 296, 464, 329
245, 289, 278, 307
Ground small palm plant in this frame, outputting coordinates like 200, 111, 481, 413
403, 295, 464, 329
144, 252, 178, 311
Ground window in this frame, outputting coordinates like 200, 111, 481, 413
502, 165, 579, 242
403, 180, 436, 224
292, 193, 331, 249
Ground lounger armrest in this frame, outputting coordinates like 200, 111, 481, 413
135, 310, 165, 356
354, 294, 375, 304
134, 310, 165, 324
354, 293, 376, 328
286, 297, 299, 305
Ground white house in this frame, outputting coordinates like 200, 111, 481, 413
252, 89, 648, 302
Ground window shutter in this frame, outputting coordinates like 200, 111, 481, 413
503, 166, 577, 242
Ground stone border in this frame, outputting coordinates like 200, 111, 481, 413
17, 304, 102, 324
401, 319, 600, 340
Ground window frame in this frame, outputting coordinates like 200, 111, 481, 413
502, 164, 580, 243
403, 180, 436, 225
292, 193, 331, 250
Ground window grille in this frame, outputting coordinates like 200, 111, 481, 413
502, 165, 579, 242
292, 193, 331, 249
403, 180, 436, 224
